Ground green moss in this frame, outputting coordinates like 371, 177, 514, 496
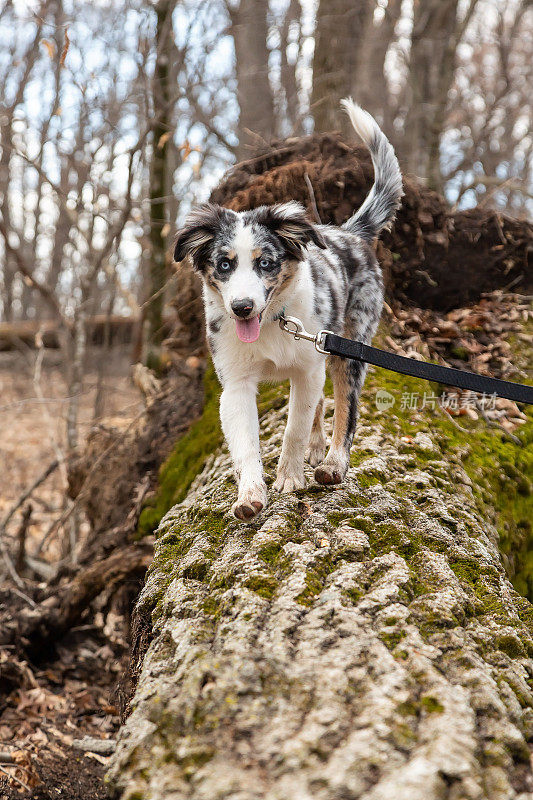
368, 521, 420, 561
257, 542, 282, 563
349, 448, 375, 467
346, 587, 363, 605
391, 722, 417, 749
257, 380, 289, 417
243, 575, 279, 599
380, 630, 407, 650
296, 555, 336, 606
201, 596, 222, 620
449, 557, 482, 586
420, 696, 444, 714
493, 633, 527, 658
327, 511, 353, 527
449, 345, 470, 361
397, 696, 444, 717
138, 365, 223, 536
363, 359, 533, 601
397, 700, 418, 717
357, 473, 381, 489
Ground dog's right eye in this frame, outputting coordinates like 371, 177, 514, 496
218, 260, 231, 272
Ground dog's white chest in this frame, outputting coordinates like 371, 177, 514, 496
218, 319, 320, 383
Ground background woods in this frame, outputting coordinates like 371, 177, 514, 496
0, 1, 532, 798
1, 0, 532, 325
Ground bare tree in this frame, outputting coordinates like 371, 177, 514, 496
446, 0, 533, 214
311, 0, 374, 134
356, 0, 402, 136
145, 0, 175, 367
400, 0, 485, 192
276, 0, 304, 136
228, 0, 275, 159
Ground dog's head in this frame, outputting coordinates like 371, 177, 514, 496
174, 202, 326, 342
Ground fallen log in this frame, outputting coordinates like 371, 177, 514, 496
108, 357, 533, 799
0, 314, 142, 351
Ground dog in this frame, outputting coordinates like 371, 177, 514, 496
174, 100, 403, 520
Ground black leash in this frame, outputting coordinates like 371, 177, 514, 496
279, 316, 533, 406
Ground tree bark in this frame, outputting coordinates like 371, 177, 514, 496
231, 0, 275, 160
278, 0, 302, 136
403, 0, 460, 187
146, 0, 174, 367
311, 0, 374, 135
108, 367, 533, 799
356, 0, 402, 135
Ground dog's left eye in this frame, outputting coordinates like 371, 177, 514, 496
218, 260, 231, 271
259, 257, 271, 269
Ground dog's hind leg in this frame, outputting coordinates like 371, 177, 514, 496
314, 355, 367, 484
314, 268, 383, 485
305, 394, 326, 467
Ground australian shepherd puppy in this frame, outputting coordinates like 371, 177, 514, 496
174, 100, 403, 520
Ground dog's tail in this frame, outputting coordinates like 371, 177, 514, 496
340, 98, 403, 242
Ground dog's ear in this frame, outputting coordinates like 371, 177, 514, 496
257, 202, 327, 259
173, 204, 232, 269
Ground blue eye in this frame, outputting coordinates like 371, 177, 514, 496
218, 260, 231, 271
259, 257, 271, 269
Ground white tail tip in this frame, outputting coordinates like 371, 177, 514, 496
340, 97, 378, 146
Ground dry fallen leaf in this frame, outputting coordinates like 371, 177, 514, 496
17, 687, 67, 715
84, 752, 111, 765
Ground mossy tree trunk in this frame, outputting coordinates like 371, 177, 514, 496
108, 363, 533, 799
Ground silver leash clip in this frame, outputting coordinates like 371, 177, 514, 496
279, 315, 332, 355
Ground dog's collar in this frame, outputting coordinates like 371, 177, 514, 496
272, 306, 287, 322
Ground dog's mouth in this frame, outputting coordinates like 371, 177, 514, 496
235, 312, 262, 343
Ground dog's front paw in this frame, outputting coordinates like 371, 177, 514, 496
314, 456, 348, 486
232, 482, 267, 521
273, 463, 305, 494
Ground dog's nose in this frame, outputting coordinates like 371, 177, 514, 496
231, 298, 255, 318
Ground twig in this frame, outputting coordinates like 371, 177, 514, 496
0, 459, 58, 531
9, 585, 37, 609
72, 737, 116, 755
437, 404, 470, 433
0, 218, 69, 327
0, 535, 25, 589
32, 342, 69, 490
35, 408, 147, 549
475, 401, 521, 445
304, 172, 322, 224
0, 764, 31, 792
15, 504, 32, 574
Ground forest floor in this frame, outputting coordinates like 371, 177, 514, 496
0, 347, 142, 800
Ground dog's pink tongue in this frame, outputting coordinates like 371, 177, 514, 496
235, 315, 260, 343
